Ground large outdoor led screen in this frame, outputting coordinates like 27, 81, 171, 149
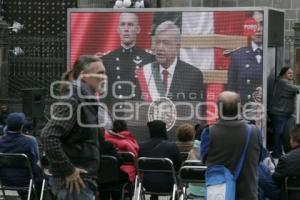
68, 9, 264, 138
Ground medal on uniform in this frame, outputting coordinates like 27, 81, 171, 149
133, 55, 142, 65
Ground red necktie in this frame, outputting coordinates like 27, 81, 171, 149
162, 69, 169, 91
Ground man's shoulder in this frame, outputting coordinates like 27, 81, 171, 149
283, 147, 300, 162
211, 120, 248, 133
101, 48, 120, 59
22, 134, 38, 144
135, 47, 154, 55
230, 46, 252, 57
177, 60, 202, 74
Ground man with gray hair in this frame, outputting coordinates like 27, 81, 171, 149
201, 91, 262, 200
138, 20, 203, 102
41, 55, 107, 200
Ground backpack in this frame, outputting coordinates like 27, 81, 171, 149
205, 124, 252, 200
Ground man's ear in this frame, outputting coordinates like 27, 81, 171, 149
79, 71, 86, 81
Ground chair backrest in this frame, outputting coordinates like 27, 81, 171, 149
183, 160, 204, 166
179, 166, 207, 184
98, 155, 120, 184
117, 151, 136, 165
180, 152, 189, 162
138, 157, 175, 174
286, 175, 300, 189
0, 153, 33, 179
137, 157, 179, 198
285, 175, 300, 200
0, 153, 31, 169
0, 153, 46, 200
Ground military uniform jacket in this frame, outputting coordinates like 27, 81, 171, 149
101, 46, 155, 106
227, 46, 263, 104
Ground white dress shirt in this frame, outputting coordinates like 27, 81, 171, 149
159, 57, 177, 95
251, 41, 262, 64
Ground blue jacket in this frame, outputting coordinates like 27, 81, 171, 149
0, 131, 42, 185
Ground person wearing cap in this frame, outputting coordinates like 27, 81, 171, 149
0, 112, 43, 200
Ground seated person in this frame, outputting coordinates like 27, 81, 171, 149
98, 127, 130, 200
273, 124, 300, 199
258, 148, 280, 200
175, 123, 195, 153
186, 123, 207, 198
0, 112, 43, 200
139, 120, 181, 199
187, 123, 207, 161
104, 120, 139, 184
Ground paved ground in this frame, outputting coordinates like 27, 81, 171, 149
0, 192, 205, 200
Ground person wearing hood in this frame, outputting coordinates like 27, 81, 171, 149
104, 120, 139, 183
138, 120, 181, 200
41, 55, 107, 200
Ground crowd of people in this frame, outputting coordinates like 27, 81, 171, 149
0, 11, 300, 200
0, 69, 299, 200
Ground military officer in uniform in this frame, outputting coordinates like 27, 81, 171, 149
101, 12, 154, 115
227, 11, 263, 105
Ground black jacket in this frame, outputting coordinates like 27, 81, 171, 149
273, 146, 300, 185
271, 79, 299, 115
41, 81, 100, 181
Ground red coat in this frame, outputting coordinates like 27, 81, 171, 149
104, 131, 139, 183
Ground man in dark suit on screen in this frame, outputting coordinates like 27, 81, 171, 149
138, 21, 203, 102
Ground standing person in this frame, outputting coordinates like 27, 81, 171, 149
270, 67, 300, 158
101, 12, 154, 104
227, 11, 263, 105
41, 55, 107, 200
139, 20, 203, 102
201, 91, 261, 200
